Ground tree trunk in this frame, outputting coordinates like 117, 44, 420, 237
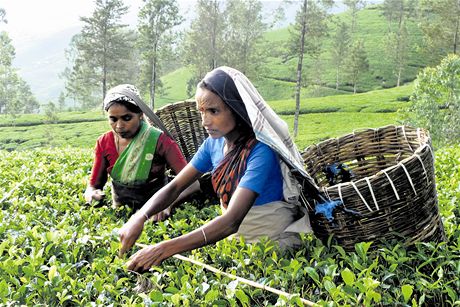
454, 15, 459, 54
336, 66, 340, 91
150, 57, 156, 110
294, 0, 308, 138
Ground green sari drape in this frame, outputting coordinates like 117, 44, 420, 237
111, 121, 161, 185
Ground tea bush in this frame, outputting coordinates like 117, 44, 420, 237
0, 145, 459, 305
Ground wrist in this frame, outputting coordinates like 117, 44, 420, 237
136, 211, 149, 223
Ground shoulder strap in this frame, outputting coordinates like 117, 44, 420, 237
116, 88, 173, 140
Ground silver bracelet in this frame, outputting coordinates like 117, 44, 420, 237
200, 228, 208, 245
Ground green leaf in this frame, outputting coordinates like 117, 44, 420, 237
323, 279, 336, 292
235, 289, 249, 306
149, 290, 163, 302
48, 265, 57, 281
305, 267, 320, 285
401, 284, 413, 303
205, 289, 219, 302
341, 268, 355, 286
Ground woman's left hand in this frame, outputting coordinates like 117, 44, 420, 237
126, 242, 168, 272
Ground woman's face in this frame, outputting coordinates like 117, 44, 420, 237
107, 103, 142, 139
196, 87, 237, 139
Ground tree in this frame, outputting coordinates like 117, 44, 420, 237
0, 31, 37, 116
182, 0, 225, 95
0, 8, 6, 23
221, 0, 268, 77
382, 0, 416, 87
345, 39, 369, 94
62, 35, 99, 109
383, 23, 409, 87
331, 21, 350, 91
404, 54, 460, 146
418, 0, 460, 62
343, 0, 366, 36
137, 0, 184, 109
288, 0, 333, 137
63, 0, 136, 108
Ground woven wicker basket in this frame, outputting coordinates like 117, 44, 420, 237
301, 125, 445, 250
156, 100, 208, 161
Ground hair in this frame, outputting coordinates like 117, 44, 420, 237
108, 99, 142, 114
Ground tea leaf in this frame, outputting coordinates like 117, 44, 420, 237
401, 284, 413, 303
341, 268, 355, 286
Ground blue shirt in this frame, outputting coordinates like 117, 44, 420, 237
190, 137, 283, 206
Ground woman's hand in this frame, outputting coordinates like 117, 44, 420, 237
126, 242, 169, 272
84, 186, 105, 204
119, 213, 145, 257
150, 206, 172, 222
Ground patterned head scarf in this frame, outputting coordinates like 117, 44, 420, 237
103, 84, 141, 111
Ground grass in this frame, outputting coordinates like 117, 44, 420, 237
0, 110, 105, 127
269, 83, 413, 114
283, 112, 400, 150
0, 81, 413, 151
0, 121, 108, 151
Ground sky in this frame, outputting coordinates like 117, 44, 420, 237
0, 0, 365, 103
1, 0, 144, 49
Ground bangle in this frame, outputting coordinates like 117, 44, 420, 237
200, 228, 208, 245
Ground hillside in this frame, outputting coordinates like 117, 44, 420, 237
0, 83, 412, 151
9, 3, 426, 109
155, 4, 425, 108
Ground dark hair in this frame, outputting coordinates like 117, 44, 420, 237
108, 99, 142, 114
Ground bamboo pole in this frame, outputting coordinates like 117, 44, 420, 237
135, 242, 317, 306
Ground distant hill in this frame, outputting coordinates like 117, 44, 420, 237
13, 27, 79, 104
155, 4, 426, 108
12, 1, 423, 109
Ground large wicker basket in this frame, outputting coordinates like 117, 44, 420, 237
301, 125, 445, 251
156, 100, 208, 161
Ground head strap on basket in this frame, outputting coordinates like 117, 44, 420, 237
116, 88, 173, 140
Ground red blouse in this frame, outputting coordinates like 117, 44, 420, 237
89, 131, 187, 189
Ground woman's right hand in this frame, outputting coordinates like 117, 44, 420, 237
84, 186, 105, 203
119, 213, 145, 257
150, 206, 172, 222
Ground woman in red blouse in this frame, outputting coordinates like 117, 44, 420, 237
84, 84, 194, 219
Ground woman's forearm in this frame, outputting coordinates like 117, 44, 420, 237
160, 214, 240, 260
139, 183, 181, 219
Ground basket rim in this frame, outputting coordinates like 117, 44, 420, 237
155, 99, 195, 112
302, 125, 430, 153
302, 125, 433, 194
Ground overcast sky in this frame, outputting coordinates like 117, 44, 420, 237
1, 0, 146, 48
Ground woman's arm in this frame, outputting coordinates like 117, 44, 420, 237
125, 186, 257, 271
84, 141, 109, 203
119, 163, 202, 256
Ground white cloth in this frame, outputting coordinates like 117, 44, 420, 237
223, 201, 312, 249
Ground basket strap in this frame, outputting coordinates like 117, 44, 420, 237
401, 126, 414, 153
338, 183, 344, 205
414, 153, 430, 184
117, 88, 173, 139
382, 170, 400, 200
416, 128, 422, 147
365, 177, 379, 211
352, 182, 373, 212
400, 162, 417, 195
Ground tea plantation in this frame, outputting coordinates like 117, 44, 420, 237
0, 143, 459, 305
